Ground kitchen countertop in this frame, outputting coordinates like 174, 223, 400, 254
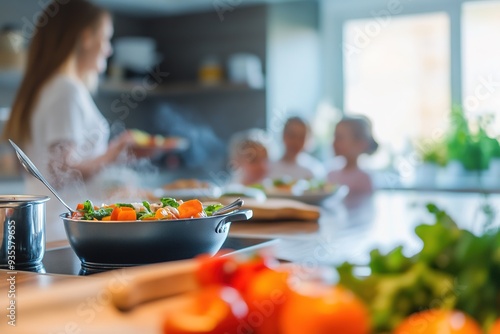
3, 189, 499, 285
1, 189, 499, 331
235, 189, 499, 264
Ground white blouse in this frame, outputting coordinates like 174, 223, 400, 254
25, 74, 110, 242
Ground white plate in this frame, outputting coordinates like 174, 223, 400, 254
153, 186, 222, 200
265, 185, 349, 205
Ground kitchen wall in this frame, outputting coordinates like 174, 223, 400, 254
0, 1, 41, 184
0, 0, 322, 184
96, 5, 268, 178
0, 1, 40, 108
266, 1, 321, 146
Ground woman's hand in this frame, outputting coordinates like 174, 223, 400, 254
105, 131, 134, 163
47, 131, 135, 185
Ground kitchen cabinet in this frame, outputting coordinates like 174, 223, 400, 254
95, 6, 268, 175
99, 80, 264, 98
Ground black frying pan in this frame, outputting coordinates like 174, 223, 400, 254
60, 209, 252, 269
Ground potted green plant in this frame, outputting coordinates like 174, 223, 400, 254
445, 106, 491, 172
478, 123, 500, 184
415, 139, 447, 186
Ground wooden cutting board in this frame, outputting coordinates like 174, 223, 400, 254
221, 197, 321, 221
0, 260, 199, 334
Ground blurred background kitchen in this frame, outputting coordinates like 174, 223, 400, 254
1, 0, 500, 194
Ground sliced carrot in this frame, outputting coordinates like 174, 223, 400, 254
76, 203, 84, 210
110, 207, 121, 221
101, 216, 111, 221
117, 207, 137, 221
178, 199, 204, 219
155, 208, 169, 219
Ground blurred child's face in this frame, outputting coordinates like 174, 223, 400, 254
283, 122, 307, 157
238, 145, 269, 185
333, 122, 368, 160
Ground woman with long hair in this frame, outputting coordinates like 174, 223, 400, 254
2, 0, 131, 241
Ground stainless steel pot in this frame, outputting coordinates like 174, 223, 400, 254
60, 209, 253, 269
0, 195, 49, 269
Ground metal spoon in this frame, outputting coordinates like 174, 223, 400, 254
212, 198, 244, 216
9, 139, 75, 214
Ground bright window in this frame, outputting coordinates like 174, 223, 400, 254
343, 13, 451, 166
462, 1, 500, 133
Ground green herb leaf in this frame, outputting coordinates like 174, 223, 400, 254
82, 200, 94, 213
142, 201, 151, 212
161, 197, 179, 208
138, 211, 155, 220
204, 204, 223, 216
91, 207, 113, 220
115, 203, 135, 209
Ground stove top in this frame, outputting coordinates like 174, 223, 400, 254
37, 236, 277, 276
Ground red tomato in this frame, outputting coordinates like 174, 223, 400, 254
163, 286, 248, 334
195, 253, 240, 287
394, 309, 482, 334
231, 255, 272, 293
490, 318, 500, 334
242, 268, 290, 334
195, 253, 272, 289
280, 283, 371, 334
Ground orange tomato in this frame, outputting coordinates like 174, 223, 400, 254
163, 286, 248, 334
242, 268, 290, 334
280, 283, 370, 334
178, 199, 204, 219
394, 309, 482, 334
490, 319, 500, 334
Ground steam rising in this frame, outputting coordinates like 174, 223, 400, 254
150, 103, 226, 173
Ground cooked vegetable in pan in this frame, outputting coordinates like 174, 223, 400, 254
71, 198, 224, 221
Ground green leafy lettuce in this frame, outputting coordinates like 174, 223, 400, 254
335, 203, 500, 332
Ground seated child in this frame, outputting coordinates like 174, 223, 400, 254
228, 128, 270, 186
327, 115, 378, 194
268, 116, 325, 180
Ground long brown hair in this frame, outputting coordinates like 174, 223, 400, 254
2, 0, 108, 146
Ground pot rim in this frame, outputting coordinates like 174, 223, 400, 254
60, 209, 252, 225
0, 195, 50, 204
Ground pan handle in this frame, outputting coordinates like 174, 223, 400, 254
215, 209, 253, 233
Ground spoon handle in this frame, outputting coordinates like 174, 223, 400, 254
9, 139, 75, 214
212, 198, 244, 216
